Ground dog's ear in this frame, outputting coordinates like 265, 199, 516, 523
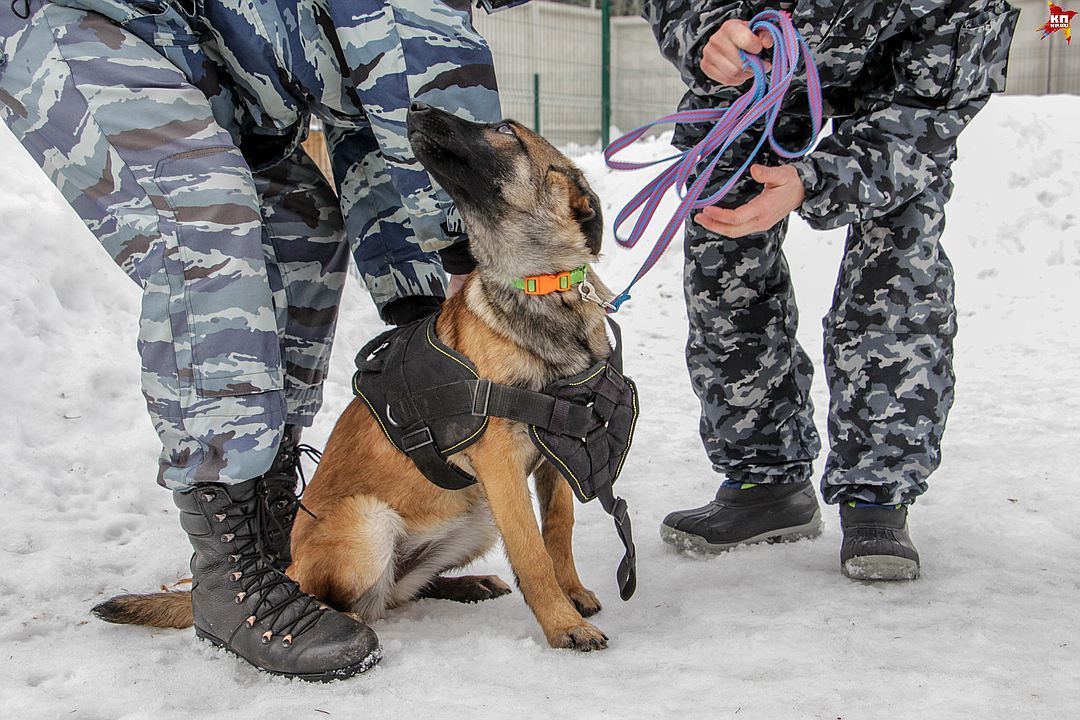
568, 178, 603, 256
547, 166, 604, 256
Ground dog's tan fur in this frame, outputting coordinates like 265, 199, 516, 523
92, 111, 617, 651
288, 289, 607, 648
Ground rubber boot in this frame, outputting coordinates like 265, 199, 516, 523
839, 503, 920, 581
660, 480, 823, 554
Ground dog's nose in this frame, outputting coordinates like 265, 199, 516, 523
410, 100, 431, 114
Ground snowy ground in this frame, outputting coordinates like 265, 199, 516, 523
1, 96, 1078, 719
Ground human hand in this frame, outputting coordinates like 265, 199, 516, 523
701, 19, 774, 86
694, 164, 805, 238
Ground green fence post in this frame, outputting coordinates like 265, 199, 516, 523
601, 0, 611, 149
533, 72, 541, 133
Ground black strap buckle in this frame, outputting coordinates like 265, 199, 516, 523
401, 426, 435, 452
472, 378, 492, 417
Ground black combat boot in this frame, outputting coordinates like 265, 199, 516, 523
839, 503, 920, 581
176, 477, 381, 681
259, 425, 308, 569
660, 480, 823, 553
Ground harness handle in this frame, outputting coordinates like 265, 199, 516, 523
353, 326, 399, 373
602, 9, 823, 313
595, 483, 636, 600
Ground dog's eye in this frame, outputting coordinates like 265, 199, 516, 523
496, 123, 514, 135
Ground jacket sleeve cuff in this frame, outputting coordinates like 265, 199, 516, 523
790, 155, 861, 231
791, 157, 824, 212
438, 239, 478, 276
382, 296, 443, 326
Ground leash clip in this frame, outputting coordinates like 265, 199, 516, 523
579, 280, 617, 312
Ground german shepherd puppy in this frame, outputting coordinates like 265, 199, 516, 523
95, 103, 621, 651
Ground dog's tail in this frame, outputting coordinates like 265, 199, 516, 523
91, 591, 194, 629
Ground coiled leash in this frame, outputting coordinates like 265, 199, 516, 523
601, 9, 823, 313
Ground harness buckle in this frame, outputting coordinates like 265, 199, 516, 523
401, 426, 435, 452
472, 379, 493, 417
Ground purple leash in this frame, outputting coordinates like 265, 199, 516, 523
602, 9, 824, 312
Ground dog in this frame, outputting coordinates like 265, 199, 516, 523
93, 102, 624, 652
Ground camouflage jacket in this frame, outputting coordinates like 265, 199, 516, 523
642, 0, 1020, 230
53, 0, 501, 316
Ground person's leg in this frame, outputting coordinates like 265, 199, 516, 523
252, 147, 349, 428
325, 120, 447, 322
683, 205, 819, 486
821, 168, 956, 506
662, 168, 823, 552
323, 0, 501, 251
247, 147, 348, 566
2, 2, 381, 677
320, 0, 502, 318
822, 161, 957, 580
0, 1, 285, 488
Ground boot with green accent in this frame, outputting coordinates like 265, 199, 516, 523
660, 479, 823, 554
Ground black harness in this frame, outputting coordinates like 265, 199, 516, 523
352, 313, 638, 600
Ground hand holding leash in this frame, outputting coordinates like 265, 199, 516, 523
603, 9, 823, 313
701, 18, 776, 86
695, 162, 806, 238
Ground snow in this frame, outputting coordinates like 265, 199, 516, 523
1, 96, 1078, 719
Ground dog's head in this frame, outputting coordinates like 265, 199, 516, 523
407, 102, 603, 279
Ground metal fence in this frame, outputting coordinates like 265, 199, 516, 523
1001, 0, 1080, 95
474, 1, 683, 148
474, 0, 1080, 149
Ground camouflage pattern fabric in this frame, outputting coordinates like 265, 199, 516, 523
49, 0, 502, 314
0, 0, 500, 488
646, 0, 1019, 505
190, 0, 502, 308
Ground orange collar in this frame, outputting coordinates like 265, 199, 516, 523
511, 266, 588, 295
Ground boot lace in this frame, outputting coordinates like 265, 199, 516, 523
262, 444, 321, 552
11, 0, 30, 19
210, 483, 325, 647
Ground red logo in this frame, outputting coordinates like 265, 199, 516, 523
1039, 1, 1076, 44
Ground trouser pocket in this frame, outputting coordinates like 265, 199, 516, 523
155, 146, 284, 398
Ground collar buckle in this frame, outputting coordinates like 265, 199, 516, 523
522, 269, 575, 295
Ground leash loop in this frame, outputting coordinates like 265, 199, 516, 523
602, 9, 823, 313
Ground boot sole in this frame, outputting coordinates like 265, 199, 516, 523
842, 555, 920, 581
660, 509, 824, 555
195, 627, 383, 682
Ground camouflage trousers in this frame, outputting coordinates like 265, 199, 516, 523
684, 150, 957, 506
0, 2, 348, 488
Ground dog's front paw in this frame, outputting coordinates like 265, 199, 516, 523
548, 622, 609, 652
566, 587, 602, 618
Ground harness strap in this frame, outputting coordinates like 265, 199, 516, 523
388, 380, 597, 438
399, 422, 478, 490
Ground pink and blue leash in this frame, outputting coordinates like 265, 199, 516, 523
601, 9, 824, 313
